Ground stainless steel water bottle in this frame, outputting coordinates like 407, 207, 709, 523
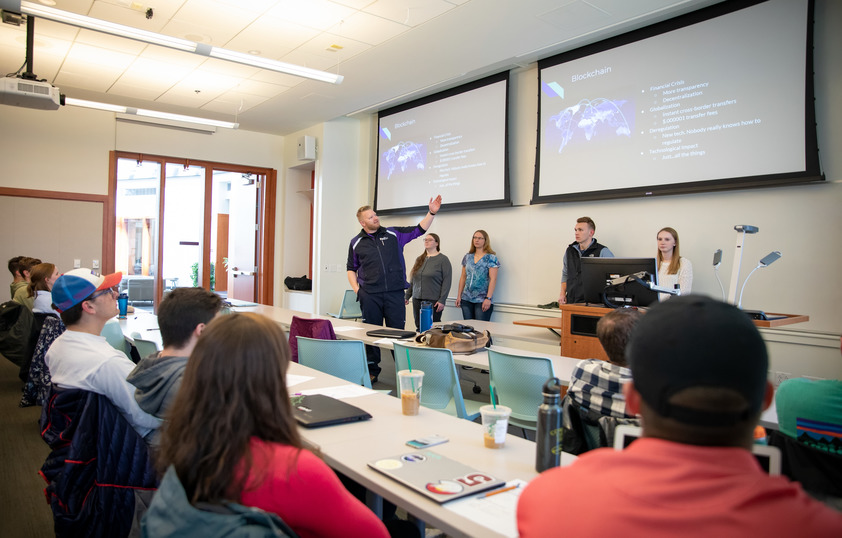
535, 377, 563, 472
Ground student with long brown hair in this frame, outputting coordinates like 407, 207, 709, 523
146, 313, 388, 537
405, 233, 452, 330
27, 262, 60, 315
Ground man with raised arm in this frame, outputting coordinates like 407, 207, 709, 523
347, 196, 442, 381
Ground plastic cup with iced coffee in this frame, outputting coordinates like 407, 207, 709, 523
481, 405, 511, 448
398, 370, 424, 416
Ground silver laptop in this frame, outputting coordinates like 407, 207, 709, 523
612, 424, 781, 475
368, 450, 505, 503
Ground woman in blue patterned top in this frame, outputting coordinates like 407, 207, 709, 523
456, 229, 499, 321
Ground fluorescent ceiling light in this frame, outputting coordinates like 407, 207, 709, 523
16, 0, 343, 84
64, 97, 239, 129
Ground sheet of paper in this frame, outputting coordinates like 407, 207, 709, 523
444, 479, 529, 538
333, 326, 361, 333
297, 384, 375, 399
287, 374, 315, 387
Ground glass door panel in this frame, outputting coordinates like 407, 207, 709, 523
162, 163, 205, 294
211, 170, 258, 301
115, 158, 160, 311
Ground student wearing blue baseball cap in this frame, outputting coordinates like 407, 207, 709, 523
45, 268, 161, 438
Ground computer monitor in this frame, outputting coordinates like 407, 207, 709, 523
581, 257, 659, 307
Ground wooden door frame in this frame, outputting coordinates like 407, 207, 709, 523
107, 151, 276, 305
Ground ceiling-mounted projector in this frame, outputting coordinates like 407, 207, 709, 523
0, 77, 62, 110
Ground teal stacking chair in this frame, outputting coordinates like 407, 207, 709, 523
101, 318, 131, 359
487, 348, 555, 434
296, 337, 372, 389
327, 290, 363, 320
129, 331, 160, 359
393, 342, 485, 421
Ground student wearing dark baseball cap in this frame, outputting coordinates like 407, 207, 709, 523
518, 296, 842, 536
46, 268, 161, 439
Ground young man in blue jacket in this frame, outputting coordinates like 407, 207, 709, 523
347, 195, 441, 380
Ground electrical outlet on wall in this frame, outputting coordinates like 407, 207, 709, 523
73, 259, 81, 268
774, 371, 793, 388
92, 259, 100, 269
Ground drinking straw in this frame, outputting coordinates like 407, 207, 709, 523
489, 384, 497, 409
404, 347, 415, 392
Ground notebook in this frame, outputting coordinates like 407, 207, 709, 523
612, 424, 782, 475
290, 394, 372, 428
368, 450, 505, 503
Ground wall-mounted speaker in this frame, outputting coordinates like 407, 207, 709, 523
297, 135, 316, 161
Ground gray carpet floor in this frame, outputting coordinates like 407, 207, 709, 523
0, 356, 54, 537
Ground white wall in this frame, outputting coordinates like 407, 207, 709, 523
323, 0, 842, 379
0, 104, 286, 302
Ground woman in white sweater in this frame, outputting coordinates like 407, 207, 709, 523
28, 262, 61, 315
656, 227, 692, 301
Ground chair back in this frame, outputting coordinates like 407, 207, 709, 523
328, 290, 362, 320
20, 315, 65, 407
487, 348, 555, 430
288, 316, 336, 363
768, 429, 842, 498
393, 342, 481, 421
296, 337, 372, 389
130, 331, 160, 360
101, 318, 131, 359
561, 395, 604, 455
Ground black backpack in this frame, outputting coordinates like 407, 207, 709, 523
0, 301, 38, 381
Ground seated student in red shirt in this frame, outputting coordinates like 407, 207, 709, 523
517, 296, 842, 537
146, 313, 388, 538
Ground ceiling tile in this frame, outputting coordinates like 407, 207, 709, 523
230, 78, 291, 98
364, 0, 455, 27
327, 11, 408, 46
113, 57, 189, 88
201, 90, 272, 115
223, 16, 319, 58
264, 0, 357, 31
55, 66, 121, 91
65, 41, 137, 69
283, 32, 370, 69
74, 28, 147, 55
164, 0, 260, 44
248, 69, 306, 88
107, 81, 168, 100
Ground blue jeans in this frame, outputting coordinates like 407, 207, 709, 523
460, 300, 493, 321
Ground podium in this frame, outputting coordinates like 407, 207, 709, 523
514, 305, 810, 361
558, 304, 612, 360
513, 304, 611, 360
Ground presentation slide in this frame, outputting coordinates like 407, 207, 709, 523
375, 74, 509, 213
535, 0, 817, 202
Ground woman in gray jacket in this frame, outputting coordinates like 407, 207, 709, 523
405, 233, 452, 331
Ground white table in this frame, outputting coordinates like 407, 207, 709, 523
288, 361, 576, 538
117, 305, 780, 429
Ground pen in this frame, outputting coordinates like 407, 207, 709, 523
484, 484, 519, 498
